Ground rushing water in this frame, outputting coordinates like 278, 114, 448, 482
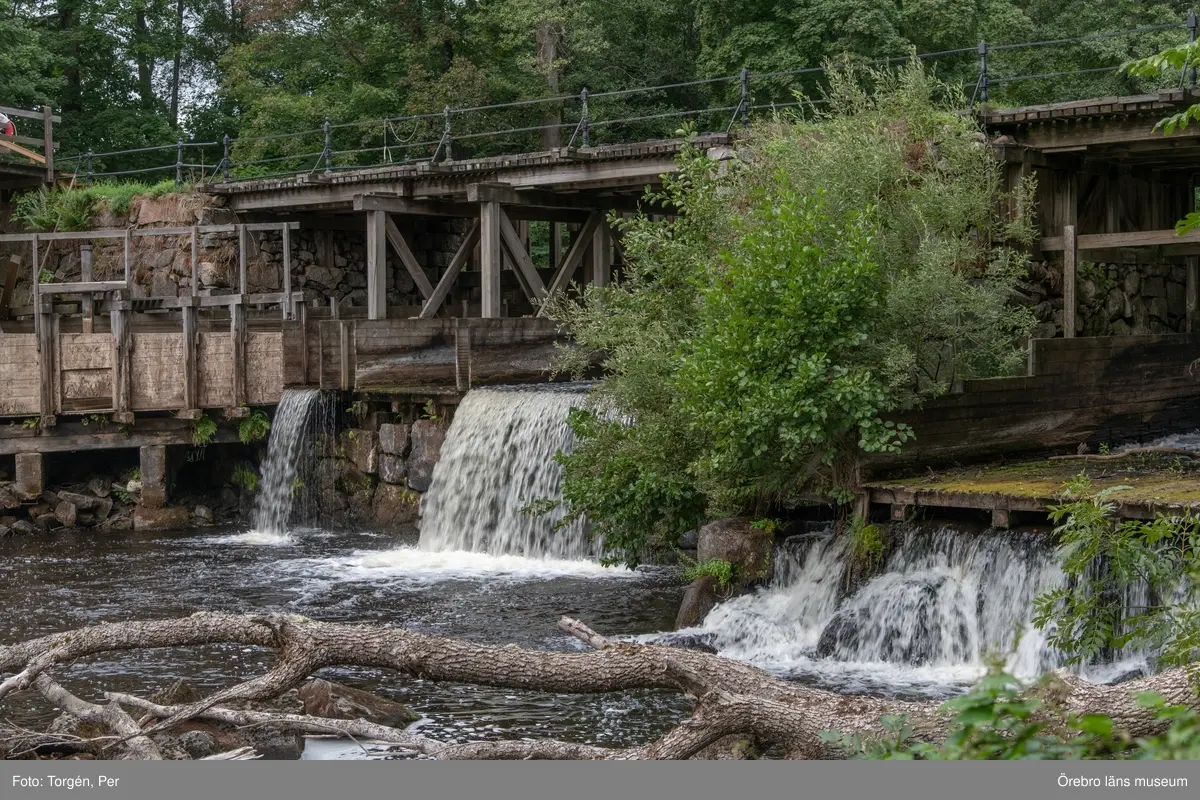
419, 385, 594, 559
250, 389, 336, 539
0, 384, 1158, 758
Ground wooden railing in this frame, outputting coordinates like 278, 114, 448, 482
0, 105, 59, 183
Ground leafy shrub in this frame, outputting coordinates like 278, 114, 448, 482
191, 413, 218, 447
238, 409, 272, 444
547, 61, 1036, 565
11, 180, 180, 231
231, 462, 259, 493
680, 556, 735, 592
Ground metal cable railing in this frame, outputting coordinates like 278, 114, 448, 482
55, 15, 1197, 187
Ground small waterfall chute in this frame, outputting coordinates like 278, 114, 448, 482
418, 384, 593, 560
248, 388, 335, 539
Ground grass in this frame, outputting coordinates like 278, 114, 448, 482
12, 180, 183, 231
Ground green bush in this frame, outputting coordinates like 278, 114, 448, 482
547, 60, 1036, 566
12, 180, 181, 231
191, 413, 218, 447
231, 462, 259, 493
238, 409, 272, 444
680, 556, 735, 592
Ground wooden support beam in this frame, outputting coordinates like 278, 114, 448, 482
499, 209, 546, 303
181, 297, 198, 413
47, 280, 128, 295
123, 229, 132, 284
281, 223, 292, 319
339, 320, 352, 390
237, 224, 249, 295
38, 309, 57, 425
366, 210, 388, 320
383, 215, 434, 300
419, 220, 480, 319
592, 222, 612, 287
230, 296, 247, 406
1188, 256, 1199, 334
538, 211, 602, 315
79, 244, 94, 334
1063, 224, 1077, 339
466, 182, 644, 213
42, 105, 54, 183
112, 300, 132, 423
189, 226, 199, 299
353, 194, 474, 218
550, 222, 563, 272
480, 201, 503, 318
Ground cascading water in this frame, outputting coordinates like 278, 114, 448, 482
682, 526, 1073, 696
249, 388, 335, 538
418, 384, 593, 560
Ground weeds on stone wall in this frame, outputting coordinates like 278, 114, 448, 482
12, 180, 181, 231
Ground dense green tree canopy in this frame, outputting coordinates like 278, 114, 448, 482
0, 1, 1195, 170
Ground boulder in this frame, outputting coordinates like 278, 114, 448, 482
197, 261, 228, 288
10, 519, 38, 535
697, 517, 773, 590
0, 525, 9, 537
0, 487, 20, 511
54, 500, 78, 528
1104, 287, 1125, 321
177, 730, 220, 760
373, 483, 419, 528
1149, 296, 1170, 323
194, 505, 214, 524
379, 454, 407, 485
341, 430, 379, 475
675, 576, 720, 629
93, 497, 113, 521
407, 420, 447, 492
133, 506, 191, 531
57, 490, 102, 510
240, 726, 304, 760
35, 511, 61, 531
348, 488, 376, 522
1123, 271, 1141, 296
297, 679, 417, 728
379, 423, 411, 456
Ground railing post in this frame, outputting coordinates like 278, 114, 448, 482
222, 134, 231, 182
323, 118, 333, 174
580, 88, 590, 148
441, 106, 453, 162
739, 67, 750, 126
978, 40, 989, 104
86, 149, 93, 184
42, 105, 54, 184
175, 138, 184, 186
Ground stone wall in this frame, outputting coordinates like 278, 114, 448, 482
1022, 259, 1189, 339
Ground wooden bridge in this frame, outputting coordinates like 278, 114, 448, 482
6, 90, 1200, 460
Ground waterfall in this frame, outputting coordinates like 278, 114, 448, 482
418, 384, 592, 560
691, 526, 1070, 689
251, 388, 335, 537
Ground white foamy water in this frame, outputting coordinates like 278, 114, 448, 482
249, 388, 335, 539
276, 545, 633, 587
209, 531, 297, 546
680, 527, 1070, 694
419, 385, 595, 560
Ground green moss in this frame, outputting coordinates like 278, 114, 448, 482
681, 556, 735, 591
846, 517, 889, 574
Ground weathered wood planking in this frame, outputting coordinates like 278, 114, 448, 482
351, 317, 564, 392
197, 332, 234, 408
59, 332, 113, 411
246, 332, 284, 405
870, 333, 1200, 473
131, 333, 186, 411
0, 334, 40, 416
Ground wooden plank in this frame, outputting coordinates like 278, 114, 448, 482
466, 182, 643, 213
130, 333, 186, 411
281, 224, 292, 319
79, 245, 94, 333
230, 298, 246, 407
197, 332, 233, 407
339, 320, 352, 390
1189, 256, 1199, 334
366, 210, 388, 320
480, 201, 503, 318
42, 106, 53, 182
39, 312, 57, 422
419, 220, 481, 319
182, 301, 198, 410
1, 254, 18, 318
383, 215, 434, 300
0, 105, 61, 122
0, 138, 45, 164
46, 280, 127, 295
1063, 224, 1077, 339
499, 209, 546, 303
246, 332, 284, 404
237, 224, 249, 295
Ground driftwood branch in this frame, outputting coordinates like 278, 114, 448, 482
3, 612, 1197, 760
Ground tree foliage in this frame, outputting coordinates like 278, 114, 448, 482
549, 62, 1036, 566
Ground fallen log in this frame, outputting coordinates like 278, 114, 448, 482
1048, 446, 1200, 462
1, 612, 1196, 759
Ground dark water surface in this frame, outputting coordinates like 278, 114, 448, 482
0, 526, 691, 753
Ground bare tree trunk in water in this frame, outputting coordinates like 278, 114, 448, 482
536, 19, 563, 150
1, 613, 1196, 760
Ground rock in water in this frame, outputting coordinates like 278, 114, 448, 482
676, 575, 720, 629
697, 517, 773, 591
297, 678, 418, 728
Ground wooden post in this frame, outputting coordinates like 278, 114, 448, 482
366, 210, 387, 320
30, 233, 39, 343
480, 201, 502, 318
454, 318, 471, 393
1063, 224, 1077, 339
181, 297, 198, 413
299, 302, 309, 385
592, 222, 612, 287
189, 225, 199, 298
123, 229, 132, 284
230, 296, 246, 407
339, 320, 351, 390
237, 224, 249, 295
80, 243, 94, 334
1187, 255, 1199, 334
112, 297, 133, 423
38, 305, 57, 425
282, 223, 292, 320
550, 222, 563, 272
42, 105, 54, 184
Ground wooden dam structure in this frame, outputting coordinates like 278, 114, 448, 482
6, 93, 1200, 512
